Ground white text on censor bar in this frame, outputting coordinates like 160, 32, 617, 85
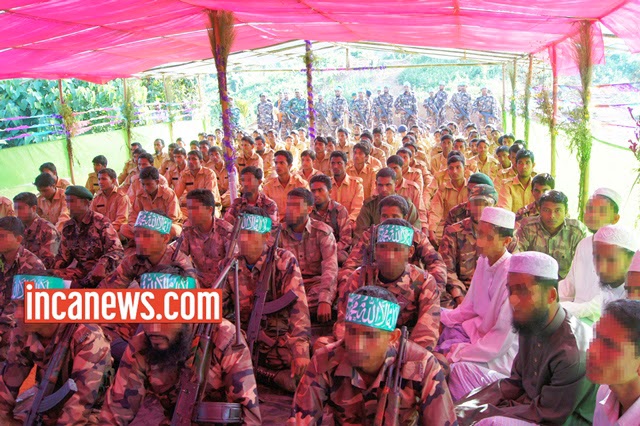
23, 284, 223, 323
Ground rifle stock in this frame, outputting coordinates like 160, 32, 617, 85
374, 326, 408, 426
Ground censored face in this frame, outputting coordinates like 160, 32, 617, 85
345, 322, 392, 373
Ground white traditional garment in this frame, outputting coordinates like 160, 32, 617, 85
594, 385, 640, 426
601, 283, 627, 306
560, 235, 602, 323
441, 250, 518, 375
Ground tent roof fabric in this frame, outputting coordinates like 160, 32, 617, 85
1, 0, 638, 83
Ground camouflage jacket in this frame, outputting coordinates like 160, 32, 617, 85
53, 211, 124, 279
438, 218, 478, 294
280, 218, 338, 308
343, 225, 447, 295
435, 89, 448, 110
0, 246, 45, 327
473, 95, 497, 114
23, 216, 60, 269
256, 100, 274, 127
222, 248, 311, 361
335, 264, 441, 351
515, 216, 588, 279
223, 193, 279, 227
329, 96, 349, 122
515, 201, 539, 222
99, 320, 261, 425
310, 200, 354, 265
394, 92, 418, 116
290, 339, 457, 425
352, 98, 371, 125
354, 195, 421, 242
377, 93, 394, 118
180, 217, 235, 288
450, 92, 472, 119
444, 202, 470, 228
287, 97, 307, 123
0, 323, 112, 424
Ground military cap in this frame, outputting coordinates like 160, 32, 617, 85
468, 172, 494, 187
65, 185, 93, 200
468, 184, 498, 205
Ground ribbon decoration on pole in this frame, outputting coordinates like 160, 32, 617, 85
304, 40, 316, 142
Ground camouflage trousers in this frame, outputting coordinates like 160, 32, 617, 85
257, 332, 293, 371
14, 388, 101, 425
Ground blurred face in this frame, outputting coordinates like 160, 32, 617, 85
14, 201, 37, 224
441, 139, 453, 156
380, 205, 404, 220
507, 272, 552, 334
376, 177, 396, 198
593, 242, 633, 287
352, 148, 366, 167
587, 313, 640, 385
377, 242, 412, 279
335, 90, 341, 97
584, 196, 618, 233
274, 155, 290, 177
173, 153, 186, 167
255, 139, 265, 152
0, 229, 20, 254
447, 161, 465, 181
240, 173, 261, 196
628, 272, 640, 300
337, 132, 347, 144
477, 142, 488, 157
496, 151, 510, 168
138, 158, 152, 170
186, 198, 214, 228
187, 154, 201, 171
134, 227, 168, 258
238, 230, 267, 260
403, 85, 410, 92
310, 182, 330, 207
469, 199, 491, 223
345, 323, 392, 373
476, 220, 507, 259
37, 186, 56, 200
285, 196, 311, 228
540, 201, 566, 233
515, 157, 534, 179
66, 195, 89, 218
241, 141, 253, 156
301, 155, 313, 171
532, 184, 552, 203
154, 140, 163, 154
141, 178, 159, 195
143, 322, 184, 351
388, 163, 403, 181
331, 156, 346, 177
14, 303, 58, 336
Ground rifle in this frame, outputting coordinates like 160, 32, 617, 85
359, 225, 378, 288
374, 326, 408, 426
25, 323, 79, 426
171, 257, 243, 426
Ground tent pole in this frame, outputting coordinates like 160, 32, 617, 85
197, 74, 208, 134
122, 78, 132, 148
162, 75, 174, 143
305, 40, 316, 141
511, 59, 517, 135
524, 54, 533, 143
58, 79, 76, 184
502, 64, 507, 131
345, 47, 350, 69
550, 46, 558, 177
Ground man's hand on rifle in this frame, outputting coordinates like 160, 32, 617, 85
317, 302, 332, 323
291, 357, 310, 379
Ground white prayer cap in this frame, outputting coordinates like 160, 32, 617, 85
629, 251, 640, 273
480, 207, 515, 230
509, 252, 559, 280
592, 187, 623, 211
594, 225, 639, 252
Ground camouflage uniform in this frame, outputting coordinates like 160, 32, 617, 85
52, 211, 124, 286
435, 89, 448, 126
290, 339, 457, 425
256, 98, 275, 131
99, 320, 261, 425
515, 216, 588, 279
0, 323, 112, 424
310, 200, 353, 266
394, 91, 418, 126
335, 264, 441, 351
85, 172, 100, 194
223, 193, 279, 227
444, 202, 470, 228
314, 98, 331, 136
329, 95, 349, 129
287, 95, 307, 129
351, 97, 372, 128
371, 94, 383, 125
37, 188, 70, 233
450, 91, 472, 125
354, 195, 421, 242
473, 94, 498, 124
229, 106, 241, 130
0, 196, 14, 218
515, 200, 539, 222
377, 92, 394, 125
90, 187, 131, 233
424, 95, 438, 122
280, 218, 338, 311
22, 216, 60, 269
438, 218, 478, 297
223, 248, 310, 371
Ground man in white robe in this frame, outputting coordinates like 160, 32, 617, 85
592, 224, 638, 306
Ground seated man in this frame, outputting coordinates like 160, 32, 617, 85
498, 149, 535, 213
515, 173, 554, 222
236, 135, 264, 171
222, 208, 311, 393
0, 217, 46, 361
34, 172, 70, 232
12, 192, 59, 269
329, 151, 364, 222
262, 150, 309, 222
85, 154, 108, 194
309, 174, 353, 267
346, 142, 379, 200
123, 167, 182, 239
224, 166, 278, 226
593, 224, 638, 306
39, 162, 71, 190
173, 150, 220, 218
429, 154, 469, 246
587, 299, 640, 426
438, 207, 518, 399
335, 219, 440, 352
180, 189, 234, 288
0, 274, 112, 424
515, 190, 588, 279
386, 155, 428, 231
118, 142, 142, 185
51, 186, 124, 288
126, 152, 170, 202
90, 168, 130, 234
281, 188, 338, 323
290, 286, 457, 425
163, 147, 188, 190
439, 184, 498, 306
99, 271, 261, 425
296, 150, 321, 183
444, 172, 494, 227
456, 252, 598, 425
629, 251, 640, 301
560, 188, 623, 323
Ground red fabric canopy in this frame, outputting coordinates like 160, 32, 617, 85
1, 0, 638, 83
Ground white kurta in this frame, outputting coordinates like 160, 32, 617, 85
594, 385, 640, 426
441, 250, 518, 375
559, 235, 602, 323
601, 283, 627, 306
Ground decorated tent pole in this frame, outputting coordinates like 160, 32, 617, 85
58, 79, 76, 184
304, 40, 316, 141
510, 59, 517, 135
524, 54, 533, 143
122, 78, 132, 147
550, 46, 559, 177
501, 64, 507, 131
206, 10, 238, 203
162, 75, 175, 143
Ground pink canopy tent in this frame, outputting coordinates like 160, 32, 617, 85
1, 0, 639, 83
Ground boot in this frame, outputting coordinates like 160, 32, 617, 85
255, 366, 297, 393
